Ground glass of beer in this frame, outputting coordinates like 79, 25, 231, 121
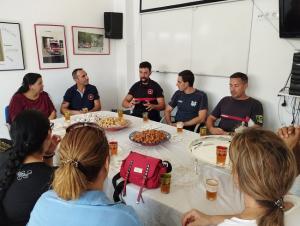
216, 146, 228, 167
82, 108, 88, 114
109, 141, 118, 155
142, 112, 149, 122
64, 111, 71, 122
160, 173, 171, 194
206, 178, 218, 201
176, 122, 184, 133
117, 109, 123, 119
200, 126, 207, 136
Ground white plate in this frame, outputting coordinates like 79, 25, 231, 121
189, 135, 231, 168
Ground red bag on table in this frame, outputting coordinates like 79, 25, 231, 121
112, 151, 172, 203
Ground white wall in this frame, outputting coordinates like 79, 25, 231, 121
127, 0, 300, 131
0, 0, 125, 128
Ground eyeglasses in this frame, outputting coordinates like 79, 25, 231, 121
66, 122, 104, 133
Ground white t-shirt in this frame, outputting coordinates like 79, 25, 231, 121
218, 217, 257, 226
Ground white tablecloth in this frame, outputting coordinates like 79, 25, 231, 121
51, 111, 244, 226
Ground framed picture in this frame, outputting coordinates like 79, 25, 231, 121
72, 26, 110, 55
0, 22, 25, 71
34, 24, 68, 69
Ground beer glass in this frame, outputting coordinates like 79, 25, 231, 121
142, 112, 149, 122
109, 141, 118, 155
216, 146, 227, 167
206, 178, 218, 201
176, 122, 184, 133
160, 173, 171, 194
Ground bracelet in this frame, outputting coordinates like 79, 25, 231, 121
43, 154, 55, 159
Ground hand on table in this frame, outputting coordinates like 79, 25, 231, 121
209, 127, 227, 135
181, 209, 213, 226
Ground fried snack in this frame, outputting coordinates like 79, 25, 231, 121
97, 117, 128, 128
132, 129, 167, 145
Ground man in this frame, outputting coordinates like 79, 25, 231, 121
122, 61, 165, 122
206, 72, 263, 135
60, 68, 101, 115
164, 70, 208, 131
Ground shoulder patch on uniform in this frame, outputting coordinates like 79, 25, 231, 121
256, 115, 263, 124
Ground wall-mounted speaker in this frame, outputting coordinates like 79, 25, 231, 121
104, 12, 123, 39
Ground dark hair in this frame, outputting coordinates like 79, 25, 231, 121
72, 68, 83, 79
16, 73, 42, 94
53, 123, 109, 200
178, 70, 194, 87
230, 72, 248, 83
139, 61, 152, 71
0, 110, 50, 200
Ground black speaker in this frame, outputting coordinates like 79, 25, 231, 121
104, 12, 123, 39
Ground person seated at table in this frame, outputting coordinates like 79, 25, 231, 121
60, 68, 101, 116
182, 128, 297, 226
206, 72, 263, 135
122, 61, 165, 122
8, 73, 56, 123
0, 110, 60, 226
164, 70, 208, 132
27, 122, 143, 226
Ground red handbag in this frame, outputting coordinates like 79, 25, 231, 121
112, 151, 171, 203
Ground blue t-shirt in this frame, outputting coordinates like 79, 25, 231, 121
63, 84, 100, 111
27, 190, 143, 226
168, 89, 208, 122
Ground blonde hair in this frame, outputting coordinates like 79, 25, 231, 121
230, 128, 297, 226
52, 123, 109, 200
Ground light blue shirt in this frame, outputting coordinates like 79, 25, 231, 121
27, 190, 143, 226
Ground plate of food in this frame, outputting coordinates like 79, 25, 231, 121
96, 117, 130, 131
129, 129, 171, 146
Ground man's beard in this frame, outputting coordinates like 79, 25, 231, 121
140, 77, 149, 84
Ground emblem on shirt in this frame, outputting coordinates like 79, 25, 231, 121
17, 170, 32, 181
88, 94, 94, 101
256, 115, 263, 124
147, 89, 153, 95
191, 101, 197, 107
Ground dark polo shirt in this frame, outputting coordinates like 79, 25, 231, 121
63, 84, 100, 111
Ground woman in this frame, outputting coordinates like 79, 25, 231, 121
182, 128, 297, 226
8, 73, 56, 123
0, 110, 60, 226
27, 122, 142, 226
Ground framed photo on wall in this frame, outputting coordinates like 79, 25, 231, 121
0, 22, 25, 71
34, 24, 68, 69
72, 26, 110, 55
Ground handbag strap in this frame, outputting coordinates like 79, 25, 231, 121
123, 160, 134, 197
136, 163, 150, 204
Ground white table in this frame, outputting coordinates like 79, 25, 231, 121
51, 111, 244, 226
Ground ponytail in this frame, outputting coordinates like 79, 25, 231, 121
257, 199, 284, 226
0, 146, 27, 201
53, 124, 109, 200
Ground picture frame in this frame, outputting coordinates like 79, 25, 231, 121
0, 22, 25, 71
34, 24, 68, 69
72, 26, 110, 55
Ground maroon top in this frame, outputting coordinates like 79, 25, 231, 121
8, 91, 56, 123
